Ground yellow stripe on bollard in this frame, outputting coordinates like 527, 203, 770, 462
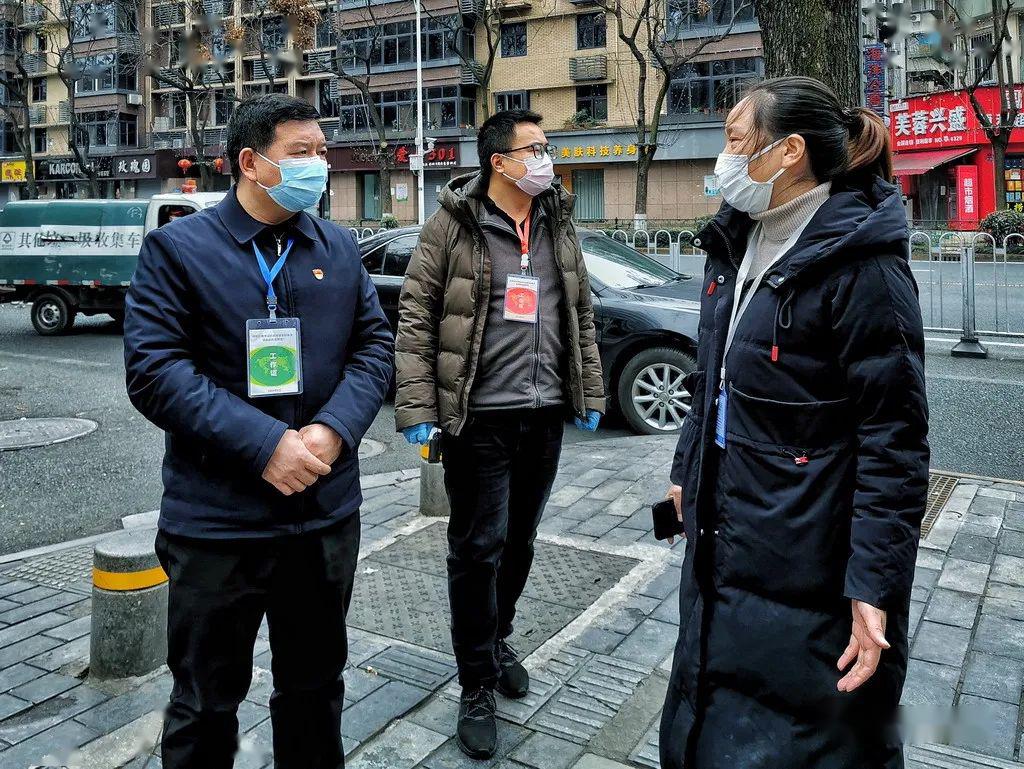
92, 565, 168, 592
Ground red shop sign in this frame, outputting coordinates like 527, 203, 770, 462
889, 86, 1024, 151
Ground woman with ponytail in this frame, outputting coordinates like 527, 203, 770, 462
659, 76, 929, 769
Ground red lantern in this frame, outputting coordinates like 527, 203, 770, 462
213, 157, 224, 172
177, 158, 192, 173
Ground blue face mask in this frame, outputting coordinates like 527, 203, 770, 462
256, 152, 328, 212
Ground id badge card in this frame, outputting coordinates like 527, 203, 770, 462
714, 387, 728, 449
504, 274, 539, 323
246, 317, 303, 398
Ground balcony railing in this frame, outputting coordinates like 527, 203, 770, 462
21, 3, 46, 25
28, 104, 47, 124
569, 54, 607, 82
151, 3, 185, 26
303, 49, 332, 74
203, 0, 233, 16
246, 58, 281, 80
23, 52, 47, 74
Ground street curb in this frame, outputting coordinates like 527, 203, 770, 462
0, 468, 423, 566
933, 468, 1024, 487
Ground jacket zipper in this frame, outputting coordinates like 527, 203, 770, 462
529, 216, 542, 408
454, 231, 487, 435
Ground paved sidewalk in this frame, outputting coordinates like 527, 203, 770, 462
0, 435, 1019, 768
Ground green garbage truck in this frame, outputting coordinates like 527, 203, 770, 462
0, 192, 224, 335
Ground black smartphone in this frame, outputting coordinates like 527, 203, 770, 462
652, 498, 685, 541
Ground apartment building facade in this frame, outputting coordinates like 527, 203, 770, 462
0, 0, 764, 225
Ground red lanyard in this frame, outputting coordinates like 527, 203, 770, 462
514, 212, 531, 275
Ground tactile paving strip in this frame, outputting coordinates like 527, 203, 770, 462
0, 544, 94, 593
365, 520, 638, 609
349, 522, 638, 656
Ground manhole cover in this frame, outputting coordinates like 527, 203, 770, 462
358, 438, 385, 460
0, 417, 98, 451
922, 472, 959, 538
348, 522, 639, 655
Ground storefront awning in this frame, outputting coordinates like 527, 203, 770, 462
892, 148, 976, 177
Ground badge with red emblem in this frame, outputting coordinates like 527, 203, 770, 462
503, 274, 540, 323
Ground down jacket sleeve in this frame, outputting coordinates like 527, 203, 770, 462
123, 228, 288, 474
831, 253, 930, 610
569, 220, 606, 412
394, 210, 450, 431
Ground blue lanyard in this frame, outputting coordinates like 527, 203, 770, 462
252, 238, 293, 319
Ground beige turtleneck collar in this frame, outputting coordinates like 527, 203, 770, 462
744, 181, 832, 280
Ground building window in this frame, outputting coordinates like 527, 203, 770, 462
501, 22, 527, 57
575, 84, 607, 121
71, 1, 136, 41
495, 90, 529, 112
317, 79, 339, 118
338, 86, 475, 133
315, 17, 333, 49
33, 127, 47, 154
31, 77, 46, 102
160, 93, 186, 128
119, 114, 137, 146
214, 89, 234, 125
572, 168, 604, 221
338, 16, 463, 71
576, 12, 606, 50
667, 0, 755, 34
971, 32, 994, 84
74, 53, 136, 94
668, 57, 761, 121
35, 33, 46, 51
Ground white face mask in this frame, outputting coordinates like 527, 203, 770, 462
714, 138, 786, 215
500, 153, 555, 197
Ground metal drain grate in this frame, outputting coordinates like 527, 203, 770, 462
0, 544, 94, 593
921, 472, 959, 538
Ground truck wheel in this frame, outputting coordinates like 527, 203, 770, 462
31, 293, 76, 335
616, 347, 696, 435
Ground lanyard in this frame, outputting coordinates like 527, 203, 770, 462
253, 238, 294, 320
719, 213, 817, 388
514, 212, 531, 275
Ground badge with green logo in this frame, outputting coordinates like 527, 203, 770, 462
246, 318, 303, 398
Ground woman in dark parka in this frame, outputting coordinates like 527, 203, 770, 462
659, 76, 929, 769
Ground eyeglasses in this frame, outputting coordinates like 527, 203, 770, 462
503, 142, 557, 160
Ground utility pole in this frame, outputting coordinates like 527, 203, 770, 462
413, 0, 426, 225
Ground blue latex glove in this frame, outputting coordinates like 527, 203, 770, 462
574, 410, 601, 432
402, 423, 436, 445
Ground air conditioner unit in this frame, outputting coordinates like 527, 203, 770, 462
126, 92, 142, 106
153, 116, 170, 131
910, 13, 921, 22
172, 138, 184, 148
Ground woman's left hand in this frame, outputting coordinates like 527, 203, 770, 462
836, 600, 890, 693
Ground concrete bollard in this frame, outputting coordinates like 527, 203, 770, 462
419, 439, 450, 518
89, 528, 168, 680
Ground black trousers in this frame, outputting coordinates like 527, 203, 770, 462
154, 513, 360, 769
441, 407, 564, 689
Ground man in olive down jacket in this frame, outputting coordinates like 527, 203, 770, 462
394, 109, 605, 759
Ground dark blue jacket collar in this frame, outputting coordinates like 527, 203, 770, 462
696, 175, 908, 285
216, 186, 318, 245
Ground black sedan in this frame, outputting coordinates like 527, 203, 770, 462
359, 226, 702, 434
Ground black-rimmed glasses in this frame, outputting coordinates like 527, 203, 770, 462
503, 142, 557, 160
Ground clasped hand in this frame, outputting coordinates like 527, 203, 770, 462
262, 424, 344, 495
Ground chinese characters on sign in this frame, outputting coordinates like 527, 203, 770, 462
395, 145, 459, 168
954, 165, 979, 223
1, 161, 26, 182
889, 87, 1024, 150
863, 43, 887, 117
559, 144, 638, 160
116, 158, 152, 176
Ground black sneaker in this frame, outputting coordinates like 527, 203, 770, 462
457, 687, 497, 759
496, 638, 529, 699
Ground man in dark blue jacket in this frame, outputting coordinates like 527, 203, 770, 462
123, 94, 393, 768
